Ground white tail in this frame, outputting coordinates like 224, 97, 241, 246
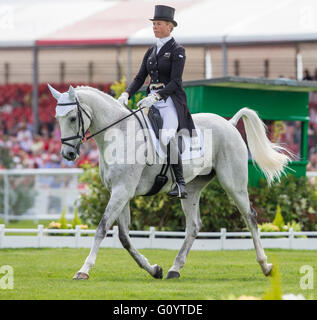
229, 107, 292, 185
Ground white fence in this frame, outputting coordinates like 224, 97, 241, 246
0, 225, 316, 250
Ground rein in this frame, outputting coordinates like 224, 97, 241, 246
58, 98, 146, 154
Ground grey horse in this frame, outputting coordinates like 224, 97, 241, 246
48, 84, 291, 280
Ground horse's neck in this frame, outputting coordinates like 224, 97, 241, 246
77, 89, 130, 147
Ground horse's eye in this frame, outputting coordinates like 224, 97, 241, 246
70, 117, 76, 123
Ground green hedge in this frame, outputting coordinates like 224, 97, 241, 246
77, 164, 317, 232
77, 78, 316, 231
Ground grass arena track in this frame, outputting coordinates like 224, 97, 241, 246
0, 248, 316, 300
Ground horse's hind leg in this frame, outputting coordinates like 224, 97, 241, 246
234, 192, 272, 276
216, 169, 273, 276
118, 203, 163, 279
166, 173, 214, 279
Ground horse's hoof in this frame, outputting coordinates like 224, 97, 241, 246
73, 272, 89, 280
264, 264, 273, 277
166, 271, 180, 280
153, 265, 163, 279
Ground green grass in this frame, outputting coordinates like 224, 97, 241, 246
0, 219, 52, 228
0, 219, 96, 236
0, 248, 316, 300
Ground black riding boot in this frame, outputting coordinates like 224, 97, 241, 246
167, 151, 188, 199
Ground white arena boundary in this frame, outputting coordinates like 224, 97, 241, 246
0, 225, 316, 250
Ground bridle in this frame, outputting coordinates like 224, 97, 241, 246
57, 98, 92, 155
58, 97, 147, 156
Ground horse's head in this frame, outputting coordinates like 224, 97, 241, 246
48, 84, 92, 161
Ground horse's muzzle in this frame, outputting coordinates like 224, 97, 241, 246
62, 145, 79, 161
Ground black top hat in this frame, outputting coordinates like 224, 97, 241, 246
150, 5, 177, 27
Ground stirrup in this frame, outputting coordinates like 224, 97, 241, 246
167, 182, 188, 199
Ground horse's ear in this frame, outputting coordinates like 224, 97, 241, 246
48, 83, 61, 100
68, 85, 76, 101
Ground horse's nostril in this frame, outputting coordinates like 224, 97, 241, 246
68, 151, 75, 159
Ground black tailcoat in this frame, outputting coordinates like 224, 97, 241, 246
126, 38, 196, 136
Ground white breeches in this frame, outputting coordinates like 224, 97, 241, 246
150, 90, 179, 146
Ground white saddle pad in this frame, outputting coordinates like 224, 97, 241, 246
143, 111, 205, 161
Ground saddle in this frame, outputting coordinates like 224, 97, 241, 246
144, 106, 169, 196
148, 105, 162, 139
148, 106, 185, 152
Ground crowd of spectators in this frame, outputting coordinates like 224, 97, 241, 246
1, 81, 317, 171
307, 92, 317, 171
303, 69, 317, 81
0, 83, 108, 170
0, 118, 99, 169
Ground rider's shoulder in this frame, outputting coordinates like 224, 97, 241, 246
172, 42, 185, 57
144, 46, 156, 57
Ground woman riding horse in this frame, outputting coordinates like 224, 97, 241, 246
118, 5, 196, 199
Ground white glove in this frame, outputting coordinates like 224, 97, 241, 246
118, 92, 129, 106
137, 93, 161, 109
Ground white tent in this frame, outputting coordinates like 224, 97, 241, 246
0, 0, 116, 46
1, 0, 317, 47
129, 0, 317, 44
2, 0, 317, 133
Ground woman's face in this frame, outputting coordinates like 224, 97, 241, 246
152, 20, 173, 38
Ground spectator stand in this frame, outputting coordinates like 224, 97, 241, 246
0, 83, 109, 170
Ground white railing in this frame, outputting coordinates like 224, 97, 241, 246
306, 171, 317, 177
0, 225, 316, 250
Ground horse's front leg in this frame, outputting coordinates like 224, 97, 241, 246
118, 202, 163, 279
73, 190, 130, 280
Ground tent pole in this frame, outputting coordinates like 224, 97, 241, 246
127, 45, 132, 84
204, 46, 212, 79
222, 35, 228, 77
32, 45, 39, 134
295, 44, 303, 81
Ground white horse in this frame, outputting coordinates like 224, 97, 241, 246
48, 84, 291, 280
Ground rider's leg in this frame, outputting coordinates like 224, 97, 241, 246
153, 96, 187, 198
167, 137, 188, 199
